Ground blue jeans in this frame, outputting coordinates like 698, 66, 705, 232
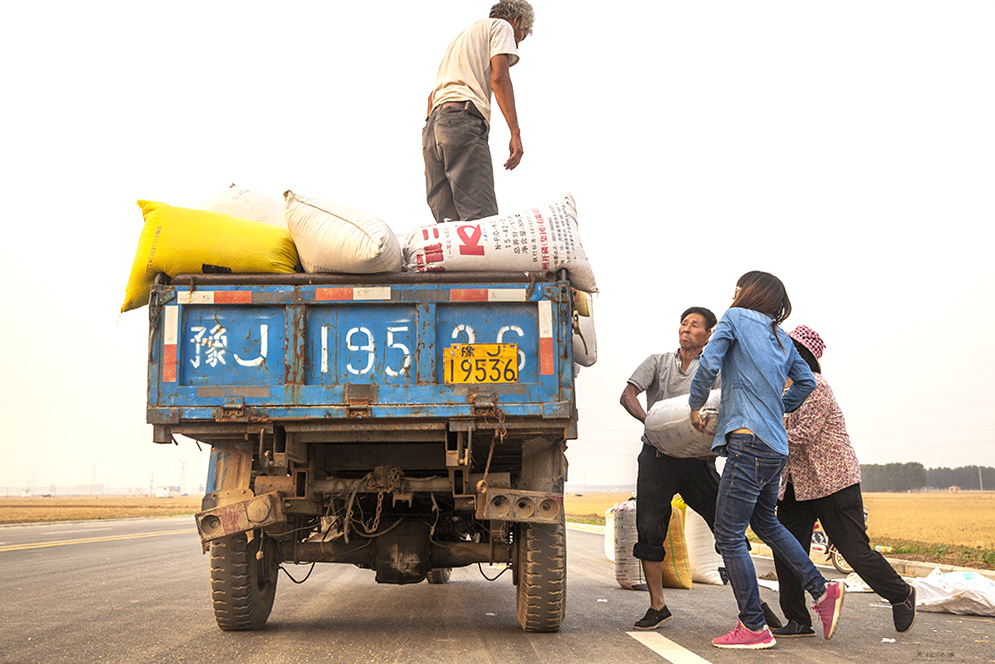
422, 102, 498, 223
714, 433, 828, 631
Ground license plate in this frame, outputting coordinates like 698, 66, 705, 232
444, 343, 519, 384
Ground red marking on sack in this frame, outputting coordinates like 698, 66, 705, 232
163, 344, 177, 383
457, 225, 485, 256
214, 291, 251, 304
539, 337, 554, 375
451, 289, 488, 302
317, 288, 354, 301
422, 227, 440, 240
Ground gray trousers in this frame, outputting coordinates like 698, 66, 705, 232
422, 102, 498, 223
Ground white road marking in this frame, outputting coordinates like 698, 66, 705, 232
627, 632, 714, 664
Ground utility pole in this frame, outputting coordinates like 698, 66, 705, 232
179, 459, 188, 496
90, 463, 98, 496
981, 466, 984, 492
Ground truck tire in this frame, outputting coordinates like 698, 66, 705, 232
209, 531, 278, 631
515, 521, 566, 632
426, 568, 452, 584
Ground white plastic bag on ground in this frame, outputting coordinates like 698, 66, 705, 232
284, 190, 402, 274
912, 569, 995, 616
403, 193, 598, 292
684, 506, 724, 585
644, 390, 721, 457
199, 184, 286, 227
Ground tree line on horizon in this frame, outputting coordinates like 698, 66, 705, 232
860, 462, 995, 492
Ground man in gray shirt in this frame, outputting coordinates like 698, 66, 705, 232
620, 307, 720, 629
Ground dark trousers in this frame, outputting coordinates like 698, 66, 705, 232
633, 444, 720, 561
774, 482, 910, 626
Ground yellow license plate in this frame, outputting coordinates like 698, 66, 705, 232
444, 343, 519, 384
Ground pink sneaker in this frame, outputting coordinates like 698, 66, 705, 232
812, 580, 846, 639
712, 622, 776, 649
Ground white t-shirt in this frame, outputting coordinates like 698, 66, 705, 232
430, 18, 519, 125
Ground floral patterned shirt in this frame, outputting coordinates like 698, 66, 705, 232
780, 373, 862, 501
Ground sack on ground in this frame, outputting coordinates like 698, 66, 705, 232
198, 184, 286, 227
572, 290, 597, 367
662, 504, 693, 589
644, 390, 721, 458
284, 190, 402, 274
684, 505, 725, 585
611, 501, 646, 590
403, 193, 598, 292
121, 200, 300, 312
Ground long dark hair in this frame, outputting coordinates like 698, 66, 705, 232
731, 271, 791, 348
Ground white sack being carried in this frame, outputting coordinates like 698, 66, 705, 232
684, 506, 724, 585
644, 390, 721, 458
572, 290, 597, 367
403, 193, 598, 293
912, 569, 995, 616
199, 184, 286, 227
284, 190, 403, 274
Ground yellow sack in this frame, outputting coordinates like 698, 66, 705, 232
662, 505, 693, 589
121, 200, 300, 312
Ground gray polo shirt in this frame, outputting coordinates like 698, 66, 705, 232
628, 350, 719, 446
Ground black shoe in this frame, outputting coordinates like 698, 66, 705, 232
760, 601, 783, 630
893, 586, 917, 633
634, 606, 673, 630
772, 620, 816, 638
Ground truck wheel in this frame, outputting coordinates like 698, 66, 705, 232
515, 521, 566, 632
426, 568, 452, 584
209, 531, 278, 631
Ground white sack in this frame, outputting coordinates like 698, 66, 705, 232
572, 292, 597, 367
684, 506, 724, 585
199, 184, 286, 227
610, 500, 647, 590
912, 569, 995, 616
604, 507, 616, 561
403, 193, 598, 292
644, 390, 721, 458
284, 191, 402, 274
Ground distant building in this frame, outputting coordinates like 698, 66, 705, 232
155, 487, 172, 498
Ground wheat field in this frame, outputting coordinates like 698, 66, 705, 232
564, 491, 995, 549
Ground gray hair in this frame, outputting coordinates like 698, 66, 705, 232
489, 0, 535, 33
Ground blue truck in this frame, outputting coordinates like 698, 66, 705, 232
146, 270, 578, 632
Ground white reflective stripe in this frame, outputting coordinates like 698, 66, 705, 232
164, 305, 178, 345
177, 291, 214, 304
353, 287, 391, 300
627, 632, 714, 664
489, 289, 527, 302
538, 300, 553, 338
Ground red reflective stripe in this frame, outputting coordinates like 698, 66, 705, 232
539, 337, 554, 375
451, 289, 488, 302
163, 344, 177, 382
214, 291, 251, 304
317, 288, 354, 301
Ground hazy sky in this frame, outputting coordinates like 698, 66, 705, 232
1, 1, 993, 494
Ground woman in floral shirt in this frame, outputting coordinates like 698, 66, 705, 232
772, 325, 916, 637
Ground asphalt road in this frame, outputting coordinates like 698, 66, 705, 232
1, 518, 993, 664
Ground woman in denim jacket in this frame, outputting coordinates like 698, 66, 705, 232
689, 271, 845, 649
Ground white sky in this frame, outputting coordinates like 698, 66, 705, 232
1, 1, 993, 493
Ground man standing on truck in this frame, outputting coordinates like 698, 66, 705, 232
422, 0, 533, 223
620, 308, 784, 631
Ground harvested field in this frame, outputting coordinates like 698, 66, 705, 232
0, 496, 202, 524
564, 490, 995, 570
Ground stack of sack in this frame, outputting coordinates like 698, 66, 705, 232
120, 186, 599, 368
609, 496, 726, 591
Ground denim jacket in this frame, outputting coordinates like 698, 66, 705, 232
689, 307, 816, 456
